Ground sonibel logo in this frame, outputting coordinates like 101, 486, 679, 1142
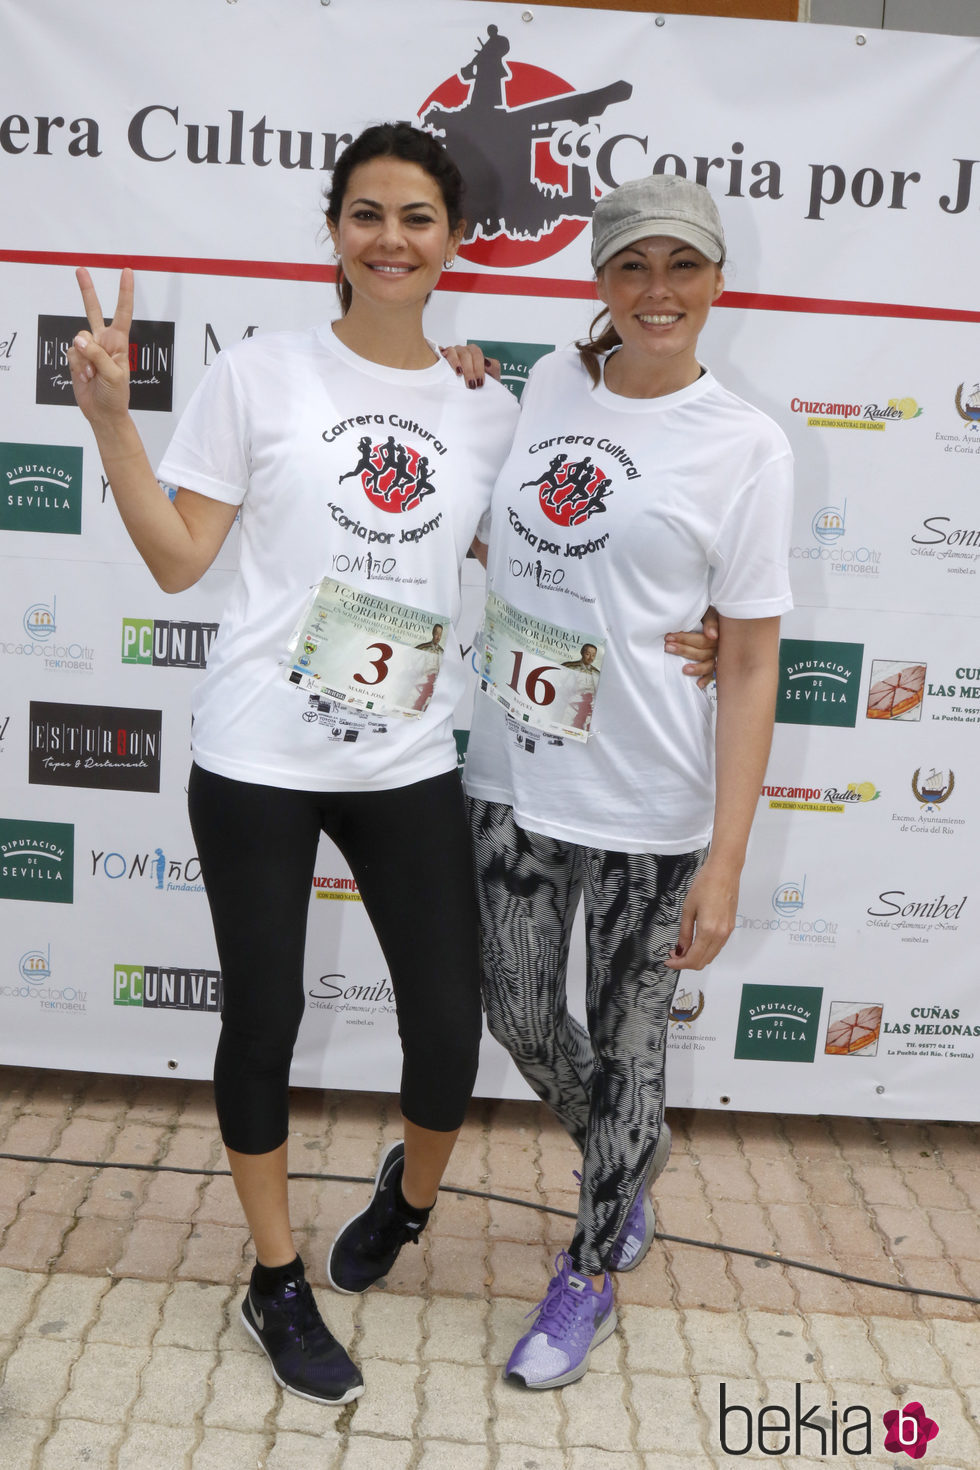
0, 819, 74, 904
114, 964, 222, 1012
733, 984, 823, 1063
520, 451, 615, 527
420, 27, 631, 267
0, 442, 83, 535
775, 639, 863, 729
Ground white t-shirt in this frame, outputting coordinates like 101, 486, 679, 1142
158, 325, 518, 791
463, 349, 794, 853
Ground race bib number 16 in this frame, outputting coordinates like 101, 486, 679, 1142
479, 591, 606, 742
285, 576, 450, 719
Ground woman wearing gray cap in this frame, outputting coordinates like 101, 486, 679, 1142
462, 173, 794, 1388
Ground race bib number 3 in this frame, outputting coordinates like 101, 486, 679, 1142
285, 576, 450, 719
480, 591, 605, 742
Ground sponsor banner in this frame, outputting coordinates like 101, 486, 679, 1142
0, 3, 977, 1119
29, 700, 162, 793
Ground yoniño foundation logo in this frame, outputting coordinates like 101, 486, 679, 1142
419, 25, 631, 266
775, 639, 863, 728
733, 984, 823, 1062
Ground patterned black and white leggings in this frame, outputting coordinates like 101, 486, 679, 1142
469, 798, 706, 1275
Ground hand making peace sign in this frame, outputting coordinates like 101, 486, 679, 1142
66, 266, 134, 424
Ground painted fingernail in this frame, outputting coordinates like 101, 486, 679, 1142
467, 379, 477, 389
477, 377, 484, 387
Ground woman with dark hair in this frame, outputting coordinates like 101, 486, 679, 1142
67, 121, 520, 1406
461, 173, 793, 1389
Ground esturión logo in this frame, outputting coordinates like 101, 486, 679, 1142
29, 700, 162, 793
420, 26, 631, 267
36, 314, 174, 411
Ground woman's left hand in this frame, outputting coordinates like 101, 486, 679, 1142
665, 605, 719, 689
665, 857, 739, 971
439, 343, 501, 388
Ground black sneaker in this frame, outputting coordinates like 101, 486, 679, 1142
327, 1141, 427, 1294
241, 1268, 364, 1405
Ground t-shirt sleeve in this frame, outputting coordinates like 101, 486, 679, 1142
473, 376, 521, 544
707, 445, 794, 618
157, 349, 250, 506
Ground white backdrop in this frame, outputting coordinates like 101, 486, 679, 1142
1, 0, 978, 1118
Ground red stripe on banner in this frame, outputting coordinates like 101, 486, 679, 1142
4, 249, 980, 323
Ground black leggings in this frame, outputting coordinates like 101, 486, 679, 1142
188, 764, 483, 1154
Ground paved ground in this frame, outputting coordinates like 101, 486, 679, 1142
0, 1067, 977, 1468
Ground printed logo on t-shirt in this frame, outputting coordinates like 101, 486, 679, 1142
338, 435, 438, 514
520, 452, 614, 527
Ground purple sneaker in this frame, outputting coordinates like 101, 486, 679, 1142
505, 1251, 617, 1390
609, 1121, 672, 1272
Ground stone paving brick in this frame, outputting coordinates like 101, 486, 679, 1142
358, 1290, 424, 1363
438, 1189, 491, 1241
734, 1113, 796, 1159
194, 1173, 246, 1227
342, 1439, 413, 1470
177, 1222, 250, 1284
619, 1304, 686, 1377
664, 1244, 738, 1311
634, 1372, 707, 1453
656, 1192, 720, 1243
137, 1166, 204, 1222
869, 1316, 953, 1388
0, 1158, 38, 1213
930, 1318, 980, 1385
415, 1443, 490, 1470
726, 1255, 798, 1313
0, 1266, 45, 1341
18, 1164, 91, 1218
0, 1209, 69, 1272
113, 1216, 189, 1280
950, 1168, 980, 1210
128, 1077, 187, 1124
569, 1453, 642, 1470
441, 1136, 487, 1192
203, 1347, 278, 1429
418, 1359, 489, 1442
264, 1431, 346, 1469
743, 1312, 820, 1382
72, 1075, 132, 1121
491, 1371, 564, 1445
681, 1110, 740, 1154
422, 1295, 487, 1364
89, 1277, 169, 1346
36, 1418, 123, 1469
800, 1160, 861, 1206
155, 1280, 234, 1350
870, 1202, 947, 1258
841, 1260, 921, 1321
563, 1361, 634, 1451
495, 1450, 566, 1470
614, 1252, 675, 1310
75, 1168, 145, 1220
1, 1112, 65, 1157
427, 1233, 489, 1298
744, 1154, 808, 1204
0, 1336, 78, 1417
0, 1415, 49, 1470
130, 1344, 215, 1422
816, 1202, 890, 1259
106, 1121, 168, 1167
901, 1165, 970, 1211
927, 1207, 980, 1260
680, 1306, 755, 1380
488, 1239, 552, 1302
23, 1273, 109, 1340
487, 1295, 536, 1366
657, 1151, 702, 1199
783, 1262, 857, 1316
489, 1196, 546, 1244
158, 1125, 221, 1171
486, 1142, 540, 1197
345, 1357, 418, 1438
696, 1151, 758, 1203
176, 1082, 220, 1129
56, 1115, 118, 1160
805, 1313, 885, 1386
848, 1162, 917, 1208
53, 1216, 130, 1276
190, 1427, 273, 1469
59, 1339, 149, 1421
779, 1116, 840, 1160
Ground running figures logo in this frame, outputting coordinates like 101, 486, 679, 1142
520, 453, 614, 527
420, 27, 631, 266
338, 436, 438, 514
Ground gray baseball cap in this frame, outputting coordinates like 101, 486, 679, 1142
591, 175, 726, 271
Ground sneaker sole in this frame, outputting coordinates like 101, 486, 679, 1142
611, 1121, 672, 1273
507, 1306, 619, 1390
240, 1303, 364, 1406
327, 1139, 405, 1295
